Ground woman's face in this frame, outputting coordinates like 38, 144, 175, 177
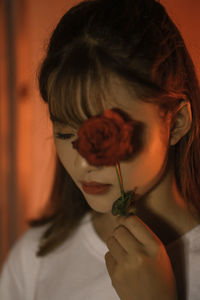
53, 78, 171, 213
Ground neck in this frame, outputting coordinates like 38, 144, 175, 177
134, 154, 199, 245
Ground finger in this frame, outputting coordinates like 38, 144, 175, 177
113, 225, 144, 253
106, 235, 127, 263
117, 215, 161, 250
105, 251, 116, 277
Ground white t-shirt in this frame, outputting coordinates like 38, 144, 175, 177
0, 212, 200, 300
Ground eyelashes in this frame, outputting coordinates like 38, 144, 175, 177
54, 133, 75, 140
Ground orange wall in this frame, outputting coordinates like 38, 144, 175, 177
161, 0, 200, 79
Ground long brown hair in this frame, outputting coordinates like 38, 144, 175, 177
31, 0, 200, 256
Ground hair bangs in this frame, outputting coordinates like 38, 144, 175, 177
47, 54, 114, 129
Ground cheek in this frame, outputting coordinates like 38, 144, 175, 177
120, 127, 169, 194
54, 141, 76, 176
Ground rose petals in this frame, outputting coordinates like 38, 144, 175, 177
72, 108, 136, 166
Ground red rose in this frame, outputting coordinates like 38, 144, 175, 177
72, 108, 138, 166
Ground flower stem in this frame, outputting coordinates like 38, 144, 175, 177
115, 162, 125, 202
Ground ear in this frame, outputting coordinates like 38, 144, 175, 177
170, 101, 192, 146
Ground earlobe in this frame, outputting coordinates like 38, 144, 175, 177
169, 101, 192, 146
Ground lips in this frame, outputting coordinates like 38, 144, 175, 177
81, 181, 112, 195
81, 181, 110, 186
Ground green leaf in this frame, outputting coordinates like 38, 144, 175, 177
112, 190, 136, 216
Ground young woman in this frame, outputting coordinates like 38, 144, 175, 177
1, 0, 200, 299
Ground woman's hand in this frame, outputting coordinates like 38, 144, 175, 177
105, 215, 177, 300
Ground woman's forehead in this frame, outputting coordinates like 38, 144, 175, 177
76, 75, 141, 112
85, 77, 159, 121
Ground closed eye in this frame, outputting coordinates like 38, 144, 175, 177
54, 133, 75, 140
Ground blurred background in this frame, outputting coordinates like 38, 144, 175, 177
0, 0, 200, 269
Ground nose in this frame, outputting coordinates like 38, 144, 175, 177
74, 151, 99, 173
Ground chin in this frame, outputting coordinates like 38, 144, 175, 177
86, 201, 113, 214
91, 207, 111, 214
